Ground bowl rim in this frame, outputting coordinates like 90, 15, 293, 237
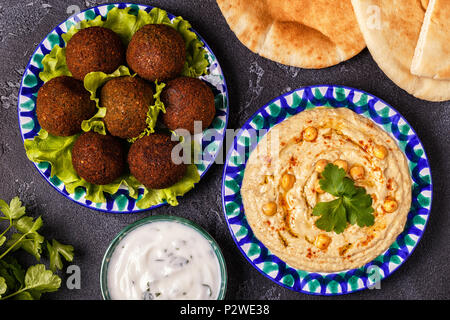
100, 215, 228, 300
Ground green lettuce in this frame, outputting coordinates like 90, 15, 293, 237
81, 65, 132, 135
39, 46, 71, 83
24, 129, 200, 206
25, 6, 207, 208
127, 80, 166, 143
41, 6, 209, 137
40, 7, 209, 82
24, 130, 79, 184
137, 164, 200, 208
23, 129, 141, 203
81, 66, 166, 141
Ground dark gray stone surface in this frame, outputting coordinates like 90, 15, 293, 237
0, 0, 449, 300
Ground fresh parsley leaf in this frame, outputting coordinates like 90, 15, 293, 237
4, 217, 45, 260
0, 199, 8, 216
6, 233, 44, 260
5, 233, 25, 253
24, 264, 61, 295
0, 196, 74, 300
319, 165, 347, 196
13, 216, 43, 234
0, 257, 26, 290
0, 264, 61, 300
343, 187, 375, 228
313, 199, 348, 234
0, 277, 6, 297
319, 164, 358, 197
0, 197, 26, 220
313, 164, 375, 234
47, 239, 75, 272
14, 291, 34, 300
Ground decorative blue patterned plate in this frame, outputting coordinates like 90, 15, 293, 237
221, 85, 432, 295
18, 3, 229, 213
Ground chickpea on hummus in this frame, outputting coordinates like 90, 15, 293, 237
241, 108, 412, 272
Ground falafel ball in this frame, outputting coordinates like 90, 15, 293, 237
101, 76, 154, 139
72, 131, 126, 185
161, 77, 216, 134
126, 24, 186, 82
66, 26, 125, 81
36, 76, 96, 136
128, 133, 187, 190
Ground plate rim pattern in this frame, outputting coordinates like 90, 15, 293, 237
221, 85, 432, 295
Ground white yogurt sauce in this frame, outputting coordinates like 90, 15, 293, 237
107, 220, 222, 300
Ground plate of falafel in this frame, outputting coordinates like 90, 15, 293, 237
18, 3, 228, 213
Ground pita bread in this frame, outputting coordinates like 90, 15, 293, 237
216, 0, 366, 69
421, 0, 430, 10
411, 0, 450, 80
351, 0, 450, 101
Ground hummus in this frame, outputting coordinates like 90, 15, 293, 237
241, 108, 412, 272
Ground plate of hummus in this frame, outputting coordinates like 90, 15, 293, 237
222, 85, 432, 295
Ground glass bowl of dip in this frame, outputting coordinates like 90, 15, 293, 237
100, 215, 227, 300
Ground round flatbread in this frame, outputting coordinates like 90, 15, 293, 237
216, 0, 366, 69
351, 0, 450, 101
411, 0, 450, 80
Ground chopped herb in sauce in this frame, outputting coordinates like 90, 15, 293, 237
202, 284, 212, 297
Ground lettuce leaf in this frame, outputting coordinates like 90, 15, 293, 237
171, 16, 210, 78
39, 46, 71, 83
25, 6, 207, 208
24, 129, 142, 203
127, 80, 166, 143
41, 7, 209, 81
81, 66, 133, 135
137, 164, 200, 208
24, 128, 200, 206
41, 6, 209, 137
24, 130, 80, 184
82, 66, 166, 142
63, 173, 142, 204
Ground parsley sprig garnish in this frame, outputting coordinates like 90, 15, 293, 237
0, 197, 74, 300
312, 164, 375, 234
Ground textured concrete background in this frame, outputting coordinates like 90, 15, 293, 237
0, 0, 449, 300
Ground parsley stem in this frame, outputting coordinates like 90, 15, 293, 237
0, 232, 29, 260
0, 283, 41, 300
0, 224, 12, 239
0, 287, 27, 300
0, 217, 12, 240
